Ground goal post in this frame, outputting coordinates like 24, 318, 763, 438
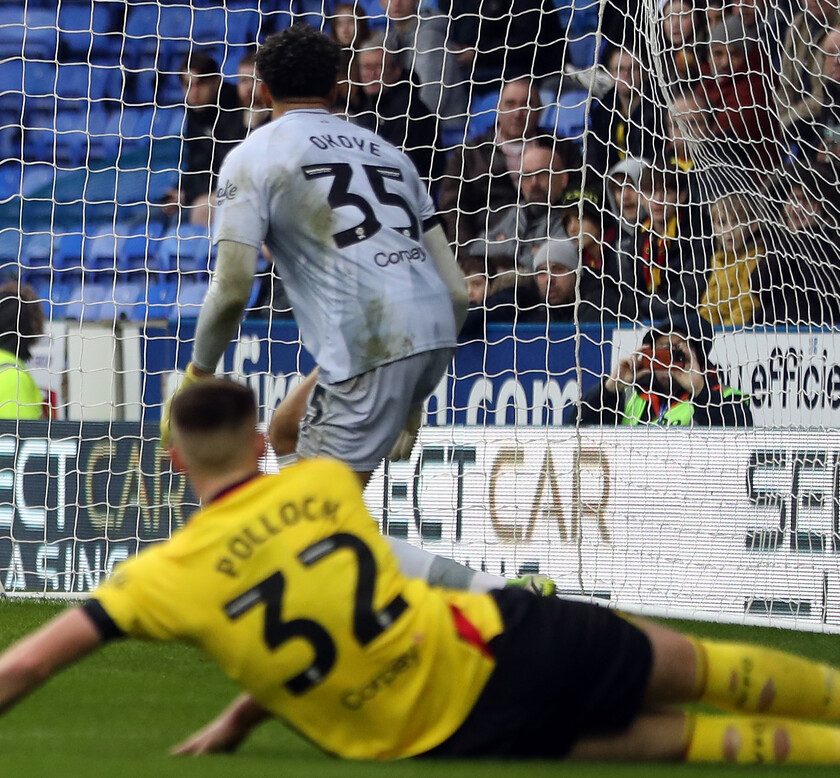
2, 1, 840, 631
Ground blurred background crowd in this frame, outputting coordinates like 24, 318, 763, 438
1, 0, 840, 338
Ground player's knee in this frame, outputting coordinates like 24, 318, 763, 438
636, 619, 700, 705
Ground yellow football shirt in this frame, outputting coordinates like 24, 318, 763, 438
90, 458, 503, 759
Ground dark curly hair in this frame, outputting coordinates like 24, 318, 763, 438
0, 282, 44, 362
256, 24, 341, 102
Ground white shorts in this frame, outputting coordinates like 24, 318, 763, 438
296, 348, 453, 472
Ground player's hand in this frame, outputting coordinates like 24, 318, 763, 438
604, 354, 649, 394
160, 363, 209, 448
170, 715, 248, 756
388, 406, 423, 461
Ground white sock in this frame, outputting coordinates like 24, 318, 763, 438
467, 570, 508, 593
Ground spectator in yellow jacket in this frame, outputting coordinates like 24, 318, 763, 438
0, 282, 46, 420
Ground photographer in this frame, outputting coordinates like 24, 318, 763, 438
571, 324, 753, 427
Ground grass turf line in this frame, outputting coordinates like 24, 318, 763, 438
0, 600, 838, 777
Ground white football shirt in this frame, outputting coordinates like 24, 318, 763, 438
213, 108, 456, 383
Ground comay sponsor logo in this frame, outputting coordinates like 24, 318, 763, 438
374, 247, 427, 268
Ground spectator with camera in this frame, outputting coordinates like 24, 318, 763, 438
571, 323, 753, 426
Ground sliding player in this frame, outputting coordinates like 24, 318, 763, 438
5, 379, 840, 765
158, 24, 551, 595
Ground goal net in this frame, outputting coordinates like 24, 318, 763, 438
2, 0, 840, 631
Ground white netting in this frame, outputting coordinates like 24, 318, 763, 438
0, 1, 839, 629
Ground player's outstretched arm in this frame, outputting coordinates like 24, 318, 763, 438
171, 692, 271, 756
423, 222, 469, 332
0, 607, 103, 716
160, 240, 259, 446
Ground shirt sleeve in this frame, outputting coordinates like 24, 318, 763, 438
88, 553, 180, 642
212, 141, 270, 250
414, 171, 436, 224
0, 367, 44, 420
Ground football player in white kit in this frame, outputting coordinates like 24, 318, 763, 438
161, 24, 552, 595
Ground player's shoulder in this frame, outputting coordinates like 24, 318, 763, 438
287, 457, 361, 490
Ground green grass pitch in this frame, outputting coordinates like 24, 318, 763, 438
1, 601, 839, 777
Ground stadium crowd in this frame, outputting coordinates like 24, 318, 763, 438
3, 1, 840, 352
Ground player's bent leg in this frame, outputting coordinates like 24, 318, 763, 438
632, 615, 840, 727
627, 616, 701, 706
571, 709, 840, 764
269, 369, 319, 458
693, 638, 840, 720
569, 710, 687, 762
685, 712, 840, 764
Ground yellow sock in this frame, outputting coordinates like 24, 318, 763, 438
685, 712, 840, 764
695, 638, 840, 720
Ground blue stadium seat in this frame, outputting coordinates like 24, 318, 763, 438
119, 107, 155, 145
61, 280, 112, 322
58, 1, 121, 64
539, 89, 588, 140
116, 234, 156, 274
123, 4, 175, 68
0, 162, 22, 201
554, 0, 600, 68
56, 63, 122, 103
54, 233, 84, 274
112, 280, 148, 321
20, 162, 56, 197
124, 69, 159, 106
156, 229, 213, 277
258, 0, 322, 37
190, 5, 229, 46
146, 278, 178, 319
83, 233, 117, 272
23, 61, 57, 99
466, 90, 500, 140
28, 276, 53, 311
0, 59, 24, 94
53, 109, 90, 168
0, 9, 58, 61
88, 109, 121, 162
55, 64, 91, 100
156, 72, 188, 107
0, 230, 22, 265
0, 124, 21, 162
225, 5, 261, 44
19, 231, 53, 277
151, 106, 185, 139
116, 219, 165, 239
48, 278, 80, 317
177, 279, 209, 318
22, 126, 55, 165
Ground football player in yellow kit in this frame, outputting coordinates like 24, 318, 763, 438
5, 379, 840, 764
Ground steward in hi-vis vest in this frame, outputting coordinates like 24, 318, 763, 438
571, 324, 753, 427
